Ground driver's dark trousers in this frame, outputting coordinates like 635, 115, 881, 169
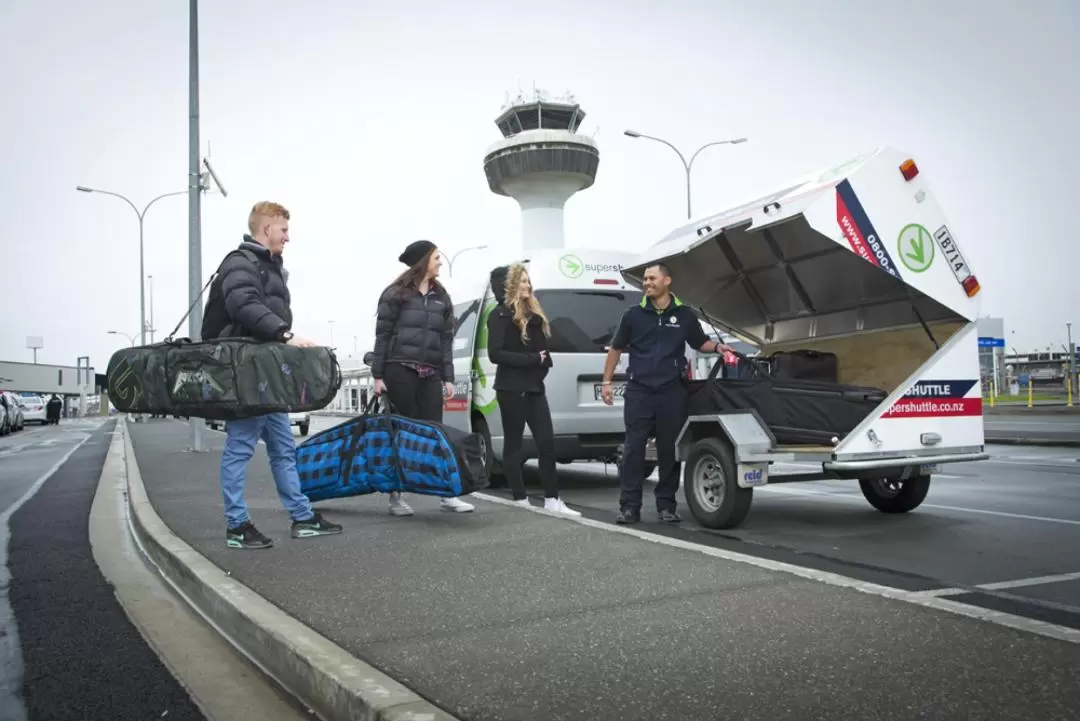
618, 379, 689, 513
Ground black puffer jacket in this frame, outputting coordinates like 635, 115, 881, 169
487, 265, 552, 393
216, 238, 292, 341
372, 282, 454, 381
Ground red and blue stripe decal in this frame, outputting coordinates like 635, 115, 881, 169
882, 379, 982, 418
835, 180, 901, 279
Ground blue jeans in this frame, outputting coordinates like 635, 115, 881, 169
220, 412, 314, 529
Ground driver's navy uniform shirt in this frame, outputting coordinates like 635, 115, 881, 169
611, 294, 710, 389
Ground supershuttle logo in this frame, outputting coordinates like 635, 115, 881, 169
882, 379, 982, 418
836, 180, 901, 280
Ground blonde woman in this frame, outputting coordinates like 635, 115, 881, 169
486, 264, 580, 516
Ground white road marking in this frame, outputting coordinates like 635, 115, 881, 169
472, 492, 1080, 645
975, 571, 1080, 591
0, 425, 100, 721
755, 485, 1080, 526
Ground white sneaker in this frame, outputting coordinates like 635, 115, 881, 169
440, 497, 475, 513
544, 497, 582, 517
511, 498, 532, 508
388, 492, 414, 517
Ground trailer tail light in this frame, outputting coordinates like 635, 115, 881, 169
961, 275, 981, 297
593, 278, 619, 285
900, 159, 919, 181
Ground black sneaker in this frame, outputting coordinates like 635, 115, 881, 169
657, 509, 682, 523
226, 522, 273, 550
291, 512, 343, 539
615, 508, 641, 525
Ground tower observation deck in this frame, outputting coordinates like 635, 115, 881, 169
483, 91, 599, 251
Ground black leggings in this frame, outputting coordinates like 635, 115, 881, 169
382, 363, 444, 423
496, 390, 558, 500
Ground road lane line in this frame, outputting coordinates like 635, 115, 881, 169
472, 492, 1080, 645
0, 424, 101, 721
756, 485, 1080, 526
976, 571, 1080, 591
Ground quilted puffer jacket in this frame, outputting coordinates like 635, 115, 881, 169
371, 282, 454, 381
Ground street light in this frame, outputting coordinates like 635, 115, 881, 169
77, 186, 190, 347
446, 244, 488, 277
107, 330, 136, 346
623, 130, 748, 219
148, 274, 156, 343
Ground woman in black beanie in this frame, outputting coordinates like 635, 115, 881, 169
370, 240, 476, 516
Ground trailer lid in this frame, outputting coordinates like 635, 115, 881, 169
622, 147, 979, 347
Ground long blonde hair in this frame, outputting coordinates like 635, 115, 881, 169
504, 264, 551, 342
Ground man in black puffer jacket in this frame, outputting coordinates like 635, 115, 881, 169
204, 201, 342, 550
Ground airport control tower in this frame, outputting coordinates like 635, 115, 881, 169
483, 91, 599, 251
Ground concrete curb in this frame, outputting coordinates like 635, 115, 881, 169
985, 437, 1080, 448
120, 418, 460, 721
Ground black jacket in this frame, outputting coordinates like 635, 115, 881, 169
487, 266, 553, 393
372, 282, 454, 381
217, 239, 292, 341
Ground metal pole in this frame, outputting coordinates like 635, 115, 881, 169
139, 215, 147, 345
187, 0, 206, 452
684, 164, 692, 219
149, 275, 155, 343
1068, 322, 1076, 402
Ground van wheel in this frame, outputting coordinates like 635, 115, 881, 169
859, 475, 931, 513
683, 436, 753, 530
472, 415, 506, 489
299, 422, 310, 436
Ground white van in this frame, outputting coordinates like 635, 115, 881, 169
623, 146, 989, 529
442, 247, 657, 479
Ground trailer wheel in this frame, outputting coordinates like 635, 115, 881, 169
683, 436, 753, 530
472, 415, 506, 489
858, 475, 931, 514
298, 422, 310, 436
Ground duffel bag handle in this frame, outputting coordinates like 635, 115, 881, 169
707, 349, 775, 382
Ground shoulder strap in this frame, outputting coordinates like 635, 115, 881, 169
165, 248, 261, 343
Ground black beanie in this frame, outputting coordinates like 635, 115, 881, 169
398, 240, 436, 267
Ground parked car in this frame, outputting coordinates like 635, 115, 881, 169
0, 392, 25, 433
19, 395, 48, 425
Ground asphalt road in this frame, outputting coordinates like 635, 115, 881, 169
135, 418, 1080, 721
314, 414, 1080, 627
0, 418, 207, 721
985, 413, 1080, 444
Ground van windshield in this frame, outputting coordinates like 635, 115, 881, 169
534, 289, 644, 353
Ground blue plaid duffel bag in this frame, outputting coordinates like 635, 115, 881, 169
295, 397, 489, 502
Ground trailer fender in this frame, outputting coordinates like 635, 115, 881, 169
675, 411, 776, 488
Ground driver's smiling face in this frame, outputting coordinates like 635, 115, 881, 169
642, 266, 670, 298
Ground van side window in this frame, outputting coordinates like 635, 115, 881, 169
534, 289, 644, 353
452, 300, 480, 358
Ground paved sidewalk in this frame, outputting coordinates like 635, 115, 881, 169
130, 421, 1080, 721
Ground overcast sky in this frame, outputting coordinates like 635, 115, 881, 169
2, 0, 1078, 371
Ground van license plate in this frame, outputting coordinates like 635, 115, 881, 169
594, 383, 625, 401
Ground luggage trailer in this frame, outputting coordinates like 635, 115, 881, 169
621, 147, 989, 530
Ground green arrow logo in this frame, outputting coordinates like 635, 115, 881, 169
897, 223, 935, 273
559, 254, 584, 279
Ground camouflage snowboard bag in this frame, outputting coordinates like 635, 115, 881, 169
105, 249, 341, 420
106, 337, 342, 420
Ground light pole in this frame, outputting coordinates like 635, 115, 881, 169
76, 186, 188, 346
623, 130, 748, 219
147, 274, 156, 343
107, 330, 137, 347
447, 244, 488, 277
1068, 322, 1076, 400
